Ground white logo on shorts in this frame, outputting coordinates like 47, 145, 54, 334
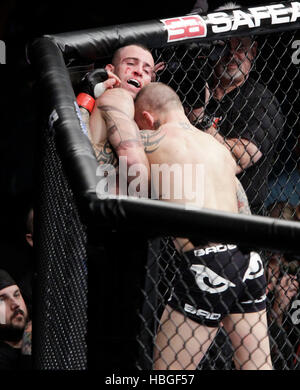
242, 252, 264, 282
241, 294, 266, 305
194, 244, 237, 257
184, 303, 221, 320
190, 264, 236, 293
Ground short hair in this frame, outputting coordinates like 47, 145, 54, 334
213, 3, 256, 43
214, 2, 241, 11
135, 82, 182, 114
111, 43, 152, 66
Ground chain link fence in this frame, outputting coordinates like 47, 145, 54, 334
140, 28, 300, 370
30, 3, 300, 370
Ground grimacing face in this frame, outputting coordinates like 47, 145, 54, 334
0, 285, 28, 330
105, 45, 154, 98
214, 37, 257, 85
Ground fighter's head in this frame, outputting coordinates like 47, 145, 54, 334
0, 270, 28, 332
105, 44, 155, 99
134, 82, 184, 130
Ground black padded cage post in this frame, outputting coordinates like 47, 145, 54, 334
27, 1, 300, 370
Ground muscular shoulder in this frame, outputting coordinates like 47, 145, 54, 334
97, 87, 133, 101
96, 88, 135, 118
205, 131, 237, 169
140, 129, 167, 154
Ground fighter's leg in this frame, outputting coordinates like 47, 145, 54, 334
222, 309, 272, 370
153, 304, 218, 370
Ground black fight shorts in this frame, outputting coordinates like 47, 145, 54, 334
167, 244, 267, 327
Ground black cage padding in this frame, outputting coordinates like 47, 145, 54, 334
28, 1, 300, 370
31, 1, 300, 65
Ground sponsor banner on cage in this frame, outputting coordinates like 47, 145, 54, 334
160, 15, 207, 42
161, 2, 300, 43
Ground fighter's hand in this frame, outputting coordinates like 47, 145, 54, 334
275, 274, 299, 311
152, 62, 165, 81
79, 68, 121, 99
77, 69, 121, 113
92, 70, 121, 97
103, 70, 121, 91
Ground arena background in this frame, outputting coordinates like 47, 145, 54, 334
1, 0, 300, 373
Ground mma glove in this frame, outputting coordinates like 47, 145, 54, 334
76, 69, 109, 113
194, 113, 220, 130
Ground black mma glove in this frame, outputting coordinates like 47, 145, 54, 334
193, 113, 220, 130
77, 68, 109, 113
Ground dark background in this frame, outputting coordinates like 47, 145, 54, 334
0, 0, 283, 281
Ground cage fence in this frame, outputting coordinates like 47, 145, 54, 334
28, 1, 300, 370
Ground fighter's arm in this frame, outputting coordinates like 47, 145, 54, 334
79, 105, 118, 166
96, 89, 150, 187
77, 70, 122, 166
235, 177, 252, 215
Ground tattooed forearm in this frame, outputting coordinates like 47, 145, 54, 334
236, 178, 252, 215
94, 140, 118, 167
140, 129, 166, 153
99, 104, 143, 150
21, 321, 32, 355
98, 105, 129, 116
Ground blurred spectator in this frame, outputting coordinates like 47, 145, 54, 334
265, 191, 300, 369
267, 201, 298, 221
0, 269, 32, 370
266, 253, 300, 370
190, 0, 208, 13
296, 204, 300, 221
13, 205, 35, 318
266, 134, 300, 214
266, 174, 300, 216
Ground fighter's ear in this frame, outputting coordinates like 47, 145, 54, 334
105, 64, 115, 73
142, 111, 155, 129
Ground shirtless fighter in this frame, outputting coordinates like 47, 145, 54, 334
77, 44, 157, 193
133, 82, 272, 370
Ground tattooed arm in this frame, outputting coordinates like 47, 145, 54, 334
97, 88, 150, 194
235, 178, 252, 215
80, 106, 118, 167
21, 320, 32, 356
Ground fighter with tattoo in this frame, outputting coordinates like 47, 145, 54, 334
133, 82, 272, 370
78, 44, 158, 194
